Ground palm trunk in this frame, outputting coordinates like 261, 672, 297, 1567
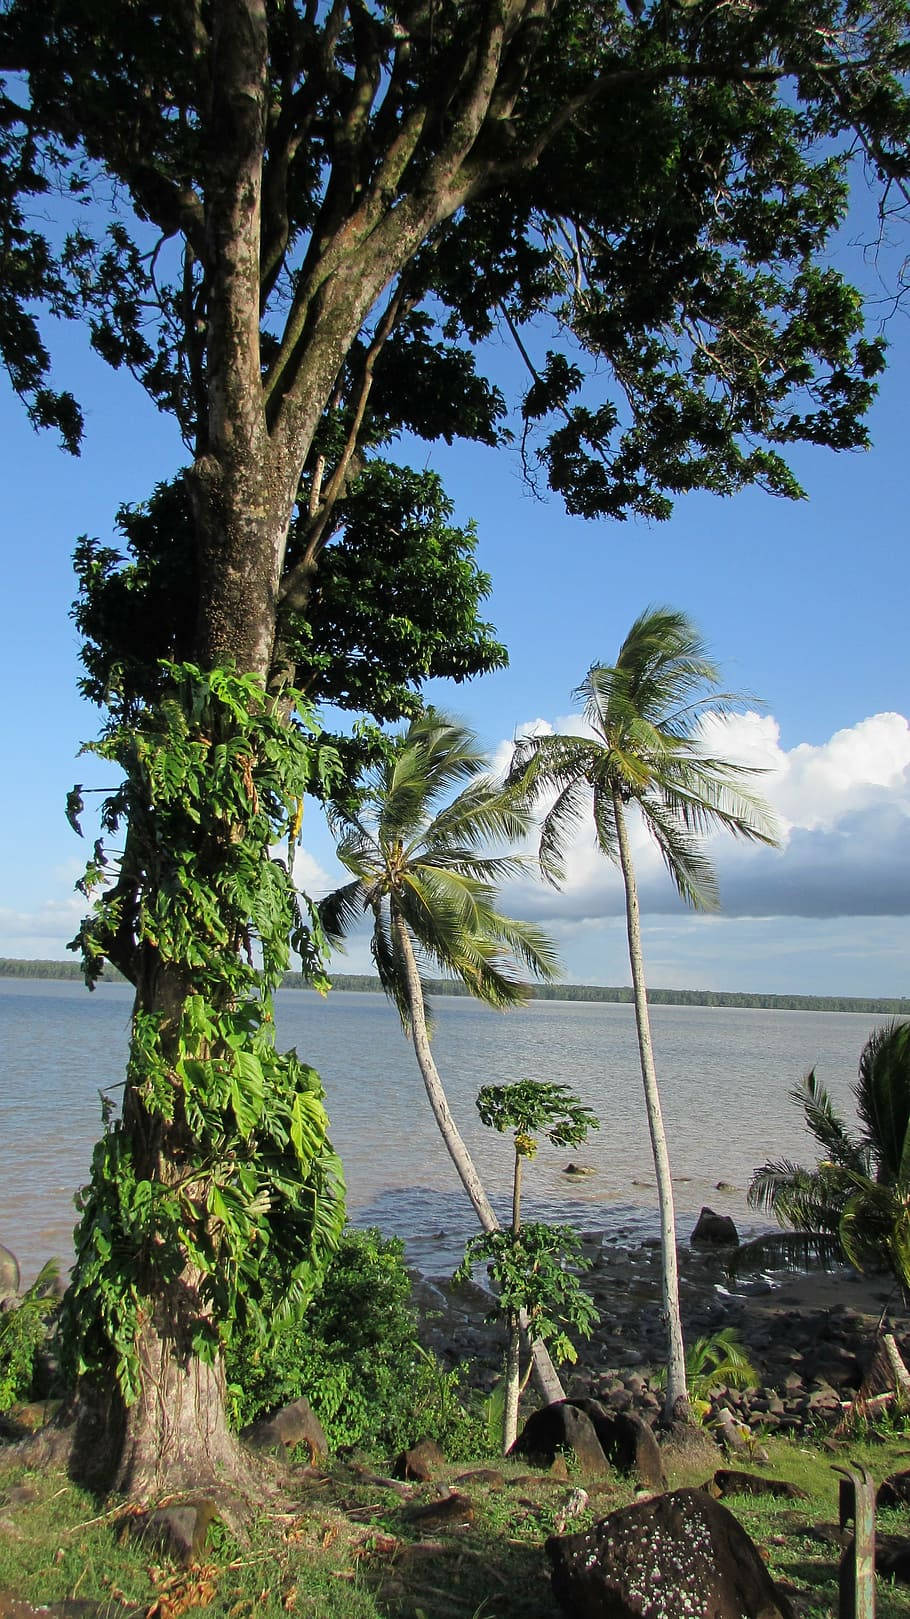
502, 1151, 524, 1452
390, 910, 565, 1408
611, 786, 689, 1421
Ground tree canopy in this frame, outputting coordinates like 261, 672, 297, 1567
3, 2, 908, 633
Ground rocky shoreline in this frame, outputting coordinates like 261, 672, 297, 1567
412, 1230, 910, 1441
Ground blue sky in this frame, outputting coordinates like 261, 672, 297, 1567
1, 215, 908, 996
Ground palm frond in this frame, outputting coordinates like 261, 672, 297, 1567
639, 793, 719, 911
426, 778, 534, 856
316, 879, 368, 946
591, 781, 619, 863
538, 776, 595, 884
792, 1068, 867, 1172
370, 905, 412, 1028
855, 1020, 910, 1180
729, 1230, 846, 1276
747, 1159, 848, 1231
656, 756, 779, 848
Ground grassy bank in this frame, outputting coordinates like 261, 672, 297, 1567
2, 1424, 910, 1618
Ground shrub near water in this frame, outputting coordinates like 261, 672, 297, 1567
0, 1262, 59, 1410
226, 1227, 477, 1455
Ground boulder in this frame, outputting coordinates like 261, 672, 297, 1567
395, 1438, 447, 1481
406, 1492, 474, 1529
129, 1498, 221, 1565
691, 1208, 739, 1247
878, 1469, 910, 1511
0, 1245, 19, 1306
707, 1470, 809, 1501
547, 1487, 796, 1619
569, 1398, 665, 1490
241, 1395, 327, 1459
876, 1534, 910, 1585
512, 1401, 610, 1475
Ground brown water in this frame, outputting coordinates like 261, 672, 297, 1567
0, 978, 882, 1282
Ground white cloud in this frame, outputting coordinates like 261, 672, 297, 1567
0, 895, 86, 959
498, 710, 910, 923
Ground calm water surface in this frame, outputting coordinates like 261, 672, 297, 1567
0, 978, 884, 1280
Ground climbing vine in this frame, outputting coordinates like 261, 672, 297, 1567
60, 663, 347, 1404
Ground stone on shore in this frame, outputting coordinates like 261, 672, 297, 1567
691, 1208, 739, 1247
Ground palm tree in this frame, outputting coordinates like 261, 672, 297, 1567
747, 1020, 910, 1302
318, 709, 566, 1402
508, 606, 778, 1418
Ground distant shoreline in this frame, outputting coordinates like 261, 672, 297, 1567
2, 956, 908, 1016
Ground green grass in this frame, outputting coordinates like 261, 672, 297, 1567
2, 1428, 909, 1618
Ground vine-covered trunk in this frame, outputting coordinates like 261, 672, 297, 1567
115, 1283, 254, 1499
612, 787, 689, 1421
391, 910, 565, 1408
66, 598, 348, 1498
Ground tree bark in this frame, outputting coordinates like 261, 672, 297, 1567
611, 786, 689, 1421
390, 909, 565, 1408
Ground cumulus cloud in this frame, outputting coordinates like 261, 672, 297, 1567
500, 710, 910, 922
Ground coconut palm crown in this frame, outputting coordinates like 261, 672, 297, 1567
508, 606, 779, 901
319, 709, 561, 1021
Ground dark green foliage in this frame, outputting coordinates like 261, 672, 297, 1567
3, 3, 908, 522
0, 1261, 59, 1410
72, 465, 507, 739
59, 665, 347, 1402
225, 1227, 478, 1457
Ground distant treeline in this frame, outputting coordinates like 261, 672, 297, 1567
281, 970, 910, 1016
3, 958, 908, 1015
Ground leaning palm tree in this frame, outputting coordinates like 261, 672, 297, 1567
318, 709, 566, 1402
508, 606, 779, 1418
747, 1020, 910, 1302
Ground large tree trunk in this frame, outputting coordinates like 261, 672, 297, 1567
115, 1290, 255, 1500
612, 787, 689, 1421
391, 910, 565, 1407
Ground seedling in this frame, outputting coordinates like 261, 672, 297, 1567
455, 1080, 599, 1452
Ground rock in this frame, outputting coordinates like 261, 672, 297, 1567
547, 1487, 796, 1619
605, 1387, 633, 1412
691, 1208, 739, 1247
713, 1407, 752, 1454
0, 1246, 19, 1307
395, 1438, 447, 1481
876, 1534, 910, 1584
130, 1498, 221, 1565
406, 1492, 474, 1528
878, 1469, 910, 1510
242, 1395, 327, 1459
569, 1399, 665, 1490
512, 1401, 610, 1475
707, 1470, 809, 1501
455, 1467, 505, 1490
